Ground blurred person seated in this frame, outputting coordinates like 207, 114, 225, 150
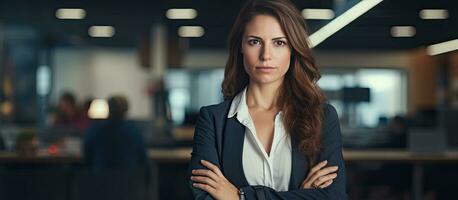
0, 134, 5, 151
386, 115, 408, 148
78, 98, 94, 131
82, 95, 148, 171
51, 92, 88, 131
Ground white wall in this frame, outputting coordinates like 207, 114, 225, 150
53, 47, 152, 119
182, 49, 228, 68
53, 48, 92, 101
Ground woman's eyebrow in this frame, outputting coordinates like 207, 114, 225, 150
272, 37, 287, 40
246, 35, 286, 40
246, 35, 262, 40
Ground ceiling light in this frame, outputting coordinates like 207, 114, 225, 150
390, 26, 416, 37
88, 26, 115, 37
302, 9, 335, 20
427, 39, 458, 56
309, 0, 383, 48
178, 26, 204, 37
419, 9, 449, 20
166, 8, 198, 19
56, 8, 86, 19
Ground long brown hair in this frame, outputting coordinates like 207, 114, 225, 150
222, 0, 325, 165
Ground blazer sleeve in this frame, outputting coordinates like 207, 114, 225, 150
188, 106, 218, 200
239, 104, 347, 200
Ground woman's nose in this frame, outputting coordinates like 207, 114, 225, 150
260, 45, 272, 61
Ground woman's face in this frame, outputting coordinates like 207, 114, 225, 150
242, 14, 291, 85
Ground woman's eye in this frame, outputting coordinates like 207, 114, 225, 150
274, 40, 286, 46
248, 39, 261, 45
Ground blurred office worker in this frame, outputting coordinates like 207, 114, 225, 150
83, 95, 148, 170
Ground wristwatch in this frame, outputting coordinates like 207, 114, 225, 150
238, 188, 245, 200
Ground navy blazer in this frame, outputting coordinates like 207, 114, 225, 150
188, 100, 347, 199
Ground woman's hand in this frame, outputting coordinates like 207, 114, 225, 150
191, 160, 239, 200
301, 160, 338, 189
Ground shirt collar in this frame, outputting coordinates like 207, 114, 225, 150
227, 87, 248, 119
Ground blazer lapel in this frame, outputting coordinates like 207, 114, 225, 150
289, 135, 309, 190
221, 116, 250, 187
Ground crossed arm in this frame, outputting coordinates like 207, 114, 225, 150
188, 105, 347, 200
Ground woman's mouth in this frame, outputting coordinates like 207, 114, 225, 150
255, 66, 276, 73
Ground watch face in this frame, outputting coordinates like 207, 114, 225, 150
238, 188, 245, 194
239, 188, 246, 200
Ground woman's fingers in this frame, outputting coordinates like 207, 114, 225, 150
319, 180, 333, 188
313, 173, 337, 187
192, 169, 220, 182
191, 175, 218, 187
302, 165, 338, 189
200, 160, 225, 178
191, 161, 239, 200
302, 161, 339, 189
193, 183, 217, 194
306, 160, 327, 179
308, 165, 338, 183
191, 160, 225, 192
301, 161, 329, 188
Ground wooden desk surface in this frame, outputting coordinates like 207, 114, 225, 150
0, 149, 457, 164
343, 150, 458, 163
0, 150, 81, 164
148, 148, 458, 163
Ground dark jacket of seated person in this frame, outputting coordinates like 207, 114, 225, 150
83, 96, 147, 171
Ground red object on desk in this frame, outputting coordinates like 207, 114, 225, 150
48, 144, 59, 154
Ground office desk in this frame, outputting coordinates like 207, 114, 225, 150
148, 148, 458, 162
344, 150, 458, 162
1, 149, 457, 200
148, 148, 458, 200
347, 150, 458, 200
3, 148, 453, 164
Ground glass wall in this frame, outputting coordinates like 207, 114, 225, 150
319, 68, 407, 128
165, 68, 224, 125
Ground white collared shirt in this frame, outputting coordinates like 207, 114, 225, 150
227, 87, 292, 191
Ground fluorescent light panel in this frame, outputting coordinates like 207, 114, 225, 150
391, 26, 416, 37
302, 9, 335, 20
56, 8, 86, 19
309, 0, 383, 48
427, 39, 458, 56
166, 8, 197, 19
419, 9, 449, 20
88, 26, 115, 37
178, 26, 204, 37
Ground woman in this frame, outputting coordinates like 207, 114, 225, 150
188, 0, 346, 199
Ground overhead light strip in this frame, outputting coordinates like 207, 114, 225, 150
302, 9, 335, 20
309, 0, 383, 48
178, 26, 204, 37
166, 8, 198, 19
391, 26, 416, 37
419, 9, 449, 20
56, 8, 86, 19
427, 39, 458, 56
88, 26, 115, 38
